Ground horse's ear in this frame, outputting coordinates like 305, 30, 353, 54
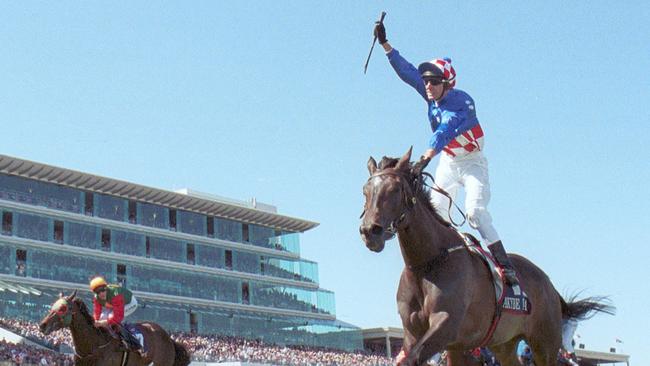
67, 290, 77, 301
367, 157, 377, 175
395, 146, 413, 171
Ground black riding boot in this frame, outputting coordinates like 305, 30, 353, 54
118, 325, 142, 351
487, 240, 519, 285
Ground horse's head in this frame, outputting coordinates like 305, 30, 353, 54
39, 290, 77, 335
360, 147, 430, 252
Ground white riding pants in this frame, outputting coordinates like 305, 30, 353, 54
430, 152, 500, 243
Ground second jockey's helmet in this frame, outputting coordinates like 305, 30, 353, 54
90, 276, 108, 292
418, 57, 456, 89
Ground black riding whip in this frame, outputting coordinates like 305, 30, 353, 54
363, 11, 387, 74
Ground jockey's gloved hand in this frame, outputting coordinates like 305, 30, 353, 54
413, 155, 431, 175
374, 22, 387, 44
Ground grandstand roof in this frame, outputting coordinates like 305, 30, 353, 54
0, 154, 319, 233
576, 349, 630, 365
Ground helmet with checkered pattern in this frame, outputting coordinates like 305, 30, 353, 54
418, 57, 456, 89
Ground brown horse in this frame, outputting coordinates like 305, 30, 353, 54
39, 291, 190, 366
359, 148, 614, 366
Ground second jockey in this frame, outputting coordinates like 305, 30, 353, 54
374, 21, 518, 285
89, 276, 145, 354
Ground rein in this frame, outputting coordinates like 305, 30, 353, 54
361, 169, 466, 230
362, 169, 469, 273
69, 304, 118, 362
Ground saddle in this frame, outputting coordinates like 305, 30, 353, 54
106, 323, 146, 355
462, 233, 531, 315
461, 233, 532, 347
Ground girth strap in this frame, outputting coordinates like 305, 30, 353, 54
407, 243, 466, 274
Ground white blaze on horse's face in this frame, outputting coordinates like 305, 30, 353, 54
361, 173, 404, 252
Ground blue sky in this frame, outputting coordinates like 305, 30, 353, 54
1, 1, 648, 363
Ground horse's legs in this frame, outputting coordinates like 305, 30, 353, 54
528, 310, 562, 366
447, 350, 480, 366
529, 336, 561, 366
490, 338, 522, 366
402, 312, 458, 366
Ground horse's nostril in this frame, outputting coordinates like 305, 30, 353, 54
371, 225, 384, 236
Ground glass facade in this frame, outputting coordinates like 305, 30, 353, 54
28, 249, 113, 284
137, 202, 168, 229
0, 288, 362, 351
15, 213, 50, 242
0, 207, 315, 284
95, 193, 127, 221
66, 222, 100, 250
195, 244, 224, 269
178, 210, 206, 236
112, 230, 145, 257
0, 174, 81, 214
215, 218, 242, 242
0, 169, 357, 350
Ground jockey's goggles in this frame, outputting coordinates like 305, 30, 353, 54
94, 286, 107, 294
422, 76, 443, 86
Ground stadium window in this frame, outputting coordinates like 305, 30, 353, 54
225, 250, 232, 270
128, 201, 137, 224
15, 249, 27, 277
207, 217, 214, 238
53, 220, 64, 244
84, 192, 94, 216
117, 264, 127, 286
169, 209, 177, 231
242, 224, 249, 243
241, 282, 249, 304
2, 211, 12, 235
186, 243, 195, 265
145, 236, 151, 258
101, 229, 111, 252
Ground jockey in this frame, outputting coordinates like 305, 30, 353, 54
89, 276, 144, 353
374, 21, 518, 285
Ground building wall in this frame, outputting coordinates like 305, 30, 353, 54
0, 171, 361, 350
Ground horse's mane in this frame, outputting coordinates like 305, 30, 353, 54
73, 298, 112, 338
74, 298, 95, 325
377, 156, 451, 227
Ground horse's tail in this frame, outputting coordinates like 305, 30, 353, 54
560, 293, 615, 321
172, 340, 191, 366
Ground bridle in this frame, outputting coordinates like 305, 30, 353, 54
47, 299, 113, 362
361, 169, 466, 235
361, 168, 468, 274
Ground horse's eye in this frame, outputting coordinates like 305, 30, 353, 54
56, 305, 67, 315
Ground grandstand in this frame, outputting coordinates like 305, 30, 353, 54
0, 154, 364, 354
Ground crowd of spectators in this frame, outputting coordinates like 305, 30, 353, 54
1, 317, 392, 365
0, 318, 70, 351
172, 332, 392, 365
0, 339, 72, 365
